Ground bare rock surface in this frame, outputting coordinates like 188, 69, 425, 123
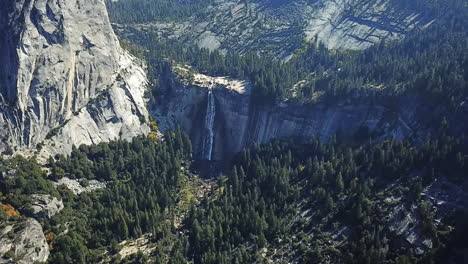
0, 218, 49, 264
154, 64, 432, 160
304, 0, 435, 50
113, 0, 436, 58
0, 0, 150, 159
53, 177, 106, 195
30, 194, 64, 219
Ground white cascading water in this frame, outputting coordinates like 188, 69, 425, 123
202, 87, 216, 160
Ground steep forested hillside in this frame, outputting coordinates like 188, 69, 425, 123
110, 0, 465, 55
187, 136, 468, 263
106, 0, 215, 23
121, 1, 466, 110
1, 0, 467, 263
2, 131, 467, 263
1, 130, 192, 263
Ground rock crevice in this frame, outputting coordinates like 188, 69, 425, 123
154, 65, 453, 161
0, 0, 150, 158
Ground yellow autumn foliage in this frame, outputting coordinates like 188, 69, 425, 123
45, 232, 56, 242
0, 203, 19, 217
148, 132, 159, 142
149, 120, 158, 131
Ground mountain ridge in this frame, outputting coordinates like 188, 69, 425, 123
111, 0, 438, 58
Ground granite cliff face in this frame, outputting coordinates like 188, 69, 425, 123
153, 64, 252, 160
154, 65, 445, 161
303, 0, 436, 50
113, 0, 436, 58
0, 0, 150, 158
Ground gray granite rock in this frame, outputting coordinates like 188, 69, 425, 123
0, 0, 149, 159
114, 0, 436, 58
0, 218, 49, 264
52, 177, 106, 195
30, 194, 64, 219
304, 0, 435, 50
154, 65, 434, 160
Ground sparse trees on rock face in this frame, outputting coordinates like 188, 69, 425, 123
125, 0, 466, 110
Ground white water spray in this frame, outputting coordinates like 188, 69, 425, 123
202, 87, 216, 160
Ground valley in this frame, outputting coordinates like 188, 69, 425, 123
111, 0, 438, 58
0, 0, 467, 263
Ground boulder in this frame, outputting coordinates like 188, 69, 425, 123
0, 218, 49, 263
30, 194, 64, 219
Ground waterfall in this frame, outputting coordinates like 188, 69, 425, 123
202, 87, 216, 160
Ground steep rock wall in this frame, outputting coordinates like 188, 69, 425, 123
154, 67, 439, 161
214, 90, 424, 159
0, 0, 149, 158
304, 0, 436, 50
153, 64, 229, 159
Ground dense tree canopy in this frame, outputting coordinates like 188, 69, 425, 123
1, 130, 467, 263
185, 135, 468, 263
44, 129, 192, 263
0, 1, 466, 263
106, 0, 215, 23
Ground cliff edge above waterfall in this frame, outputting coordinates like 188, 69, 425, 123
154, 63, 468, 161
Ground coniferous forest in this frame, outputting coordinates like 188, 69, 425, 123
2, 131, 467, 263
115, 0, 466, 107
0, 0, 467, 263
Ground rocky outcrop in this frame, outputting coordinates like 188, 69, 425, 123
113, 0, 436, 58
31, 194, 64, 219
422, 177, 468, 215
154, 65, 435, 160
52, 177, 106, 195
387, 203, 433, 255
304, 0, 435, 50
0, 218, 49, 263
113, 0, 307, 58
0, 0, 150, 158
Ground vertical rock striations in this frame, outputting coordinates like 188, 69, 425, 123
0, 0, 150, 158
155, 66, 467, 161
304, 0, 436, 50
112, 0, 437, 59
